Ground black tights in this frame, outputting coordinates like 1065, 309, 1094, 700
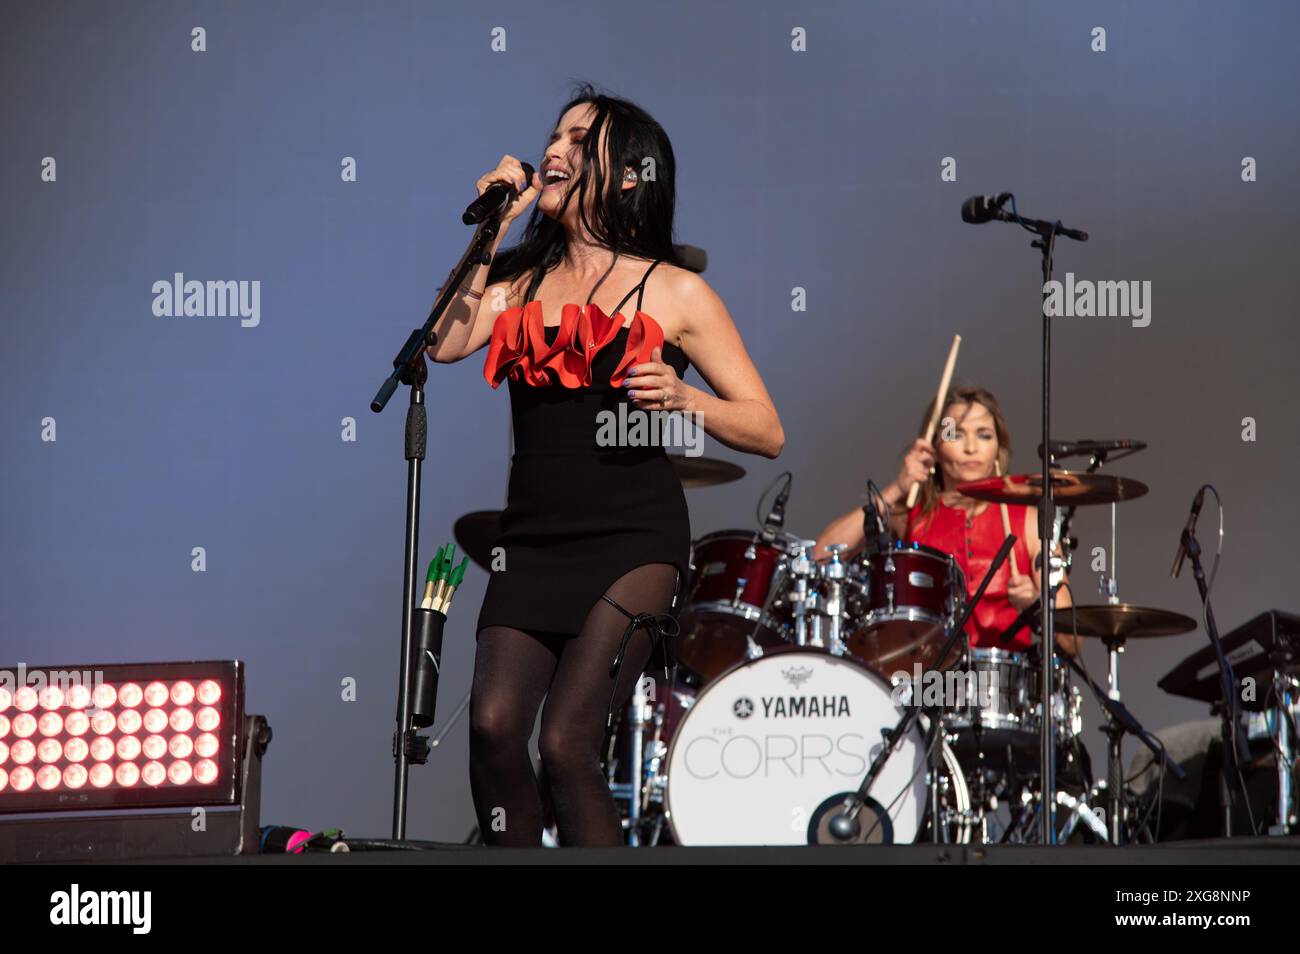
469, 563, 679, 847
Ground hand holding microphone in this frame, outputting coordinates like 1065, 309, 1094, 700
464, 155, 541, 225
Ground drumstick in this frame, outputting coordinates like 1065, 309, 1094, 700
905, 334, 961, 509
994, 460, 1022, 579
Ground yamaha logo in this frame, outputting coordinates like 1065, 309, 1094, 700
733, 697, 754, 718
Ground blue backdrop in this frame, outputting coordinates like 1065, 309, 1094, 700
2, 0, 1296, 841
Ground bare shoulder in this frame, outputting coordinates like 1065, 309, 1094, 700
657, 263, 717, 307
646, 263, 726, 347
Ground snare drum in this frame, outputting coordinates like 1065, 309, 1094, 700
945, 647, 1038, 764
844, 541, 966, 672
945, 647, 1082, 771
675, 530, 796, 681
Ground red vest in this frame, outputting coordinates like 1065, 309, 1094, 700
905, 499, 1035, 650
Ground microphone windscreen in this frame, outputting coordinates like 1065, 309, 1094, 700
961, 195, 991, 224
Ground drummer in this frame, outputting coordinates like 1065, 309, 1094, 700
814, 385, 1080, 657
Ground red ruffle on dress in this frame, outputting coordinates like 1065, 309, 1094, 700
483, 301, 666, 389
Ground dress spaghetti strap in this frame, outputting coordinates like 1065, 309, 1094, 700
523, 255, 663, 317
611, 258, 662, 316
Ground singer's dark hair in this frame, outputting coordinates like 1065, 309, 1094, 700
486, 82, 680, 294
910, 385, 1013, 526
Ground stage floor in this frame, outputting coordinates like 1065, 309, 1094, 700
101, 834, 1300, 865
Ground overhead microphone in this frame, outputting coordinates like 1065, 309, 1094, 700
1170, 487, 1206, 579
1036, 438, 1147, 460
760, 474, 792, 543
861, 480, 892, 557
463, 162, 536, 225
765, 487, 790, 531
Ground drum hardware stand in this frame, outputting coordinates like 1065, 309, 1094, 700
823, 536, 1016, 843
922, 712, 953, 844
1099, 486, 1126, 842
1266, 672, 1297, 835
732, 570, 768, 660
1099, 645, 1129, 845
1053, 444, 1138, 591
620, 675, 652, 846
746, 547, 793, 657
1057, 649, 1184, 843
724, 529, 794, 661
789, 544, 811, 646
1056, 790, 1109, 841
788, 540, 825, 649
926, 713, 943, 843
959, 634, 997, 838
823, 544, 849, 654
1002, 790, 1036, 843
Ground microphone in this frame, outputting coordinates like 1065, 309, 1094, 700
1170, 487, 1206, 579
960, 193, 1013, 224
463, 162, 536, 225
961, 193, 1089, 242
760, 475, 792, 542
1036, 438, 1147, 460
860, 482, 892, 557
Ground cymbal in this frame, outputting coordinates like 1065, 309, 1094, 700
667, 454, 746, 489
956, 470, 1148, 506
1053, 604, 1197, 642
453, 510, 503, 571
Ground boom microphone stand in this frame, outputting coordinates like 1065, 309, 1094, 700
1177, 486, 1248, 837
370, 169, 531, 839
962, 193, 1088, 843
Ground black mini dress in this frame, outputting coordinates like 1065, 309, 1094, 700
474, 257, 692, 640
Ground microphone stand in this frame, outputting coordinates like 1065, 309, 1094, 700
1015, 203, 1087, 844
1180, 510, 1245, 837
371, 203, 510, 840
826, 535, 1016, 843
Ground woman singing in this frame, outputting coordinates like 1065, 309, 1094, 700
427, 84, 783, 846
814, 385, 1077, 655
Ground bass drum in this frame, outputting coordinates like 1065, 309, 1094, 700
664, 646, 969, 845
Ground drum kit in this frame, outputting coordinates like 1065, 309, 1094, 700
600, 448, 1207, 847
452, 445, 1221, 847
